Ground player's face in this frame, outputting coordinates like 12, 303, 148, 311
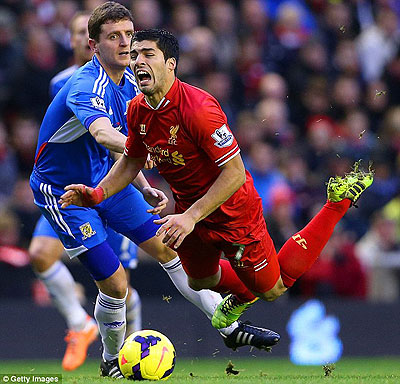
70, 15, 92, 66
130, 40, 175, 96
90, 19, 134, 72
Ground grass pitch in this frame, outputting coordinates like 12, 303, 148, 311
1, 357, 399, 383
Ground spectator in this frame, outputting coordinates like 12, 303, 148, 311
355, 212, 400, 302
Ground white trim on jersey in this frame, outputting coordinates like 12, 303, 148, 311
216, 147, 240, 167
64, 244, 89, 259
124, 70, 137, 85
145, 96, 168, 110
48, 115, 87, 143
100, 78, 109, 98
254, 259, 268, 272
92, 66, 108, 96
215, 145, 239, 164
39, 183, 75, 239
92, 66, 104, 94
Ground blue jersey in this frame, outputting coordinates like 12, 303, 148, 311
49, 64, 78, 99
33, 55, 139, 188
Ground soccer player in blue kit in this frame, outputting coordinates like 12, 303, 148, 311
28, 10, 142, 372
30, 2, 279, 378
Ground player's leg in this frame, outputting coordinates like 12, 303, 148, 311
277, 161, 374, 290
175, 227, 280, 350
124, 269, 142, 335
77, 242, 126, 379
216, 162, 374, 314
106, 227, 142, 335
100, 186, 241, 337
30, 178, 126, 375
29, 216, 97, 371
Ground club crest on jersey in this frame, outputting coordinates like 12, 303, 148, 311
140, 124, 146, 135
79, 222, 96, 240
90, 96, 106, 112
211, 124, 233, 148
168, 125, 179, 145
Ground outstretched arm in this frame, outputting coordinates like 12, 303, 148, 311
154, 154, 246, 248
109, 152, 167, 214
89, 117, 127, 153
59, 154, 145, 208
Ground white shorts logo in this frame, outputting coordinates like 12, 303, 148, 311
90, 96, 106, 112
211, 124, 234, 148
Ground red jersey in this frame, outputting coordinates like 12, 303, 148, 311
125, 79, 265, 244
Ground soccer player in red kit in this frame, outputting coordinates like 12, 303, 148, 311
60, 29, 374, 332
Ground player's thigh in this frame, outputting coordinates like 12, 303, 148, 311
137, 234, 176, 263
29, 216, 65, 270
106, 226, 138, 269
176, 226, 221, 280
222, 231, 281, 295
31, 180, 108, 258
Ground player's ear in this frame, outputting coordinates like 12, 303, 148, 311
167, 57, 176, 73
88, 38, 98, 53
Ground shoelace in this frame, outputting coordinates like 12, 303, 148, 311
220, 296, 243, 314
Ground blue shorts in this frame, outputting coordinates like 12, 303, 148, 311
30, 172, 159, 260
33, 215, 139, 269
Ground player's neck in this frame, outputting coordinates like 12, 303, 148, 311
145, 77, 175, 108
96, 55, 126, 85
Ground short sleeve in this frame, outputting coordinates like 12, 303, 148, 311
189, 97, 240, 167
124, 99, 148, 158
66, 75, 109, 130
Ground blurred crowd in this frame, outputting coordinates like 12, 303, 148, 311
1, 0, 400, 302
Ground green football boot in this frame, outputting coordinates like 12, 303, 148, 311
211, 294, 258, 329
327, 160, 374, 205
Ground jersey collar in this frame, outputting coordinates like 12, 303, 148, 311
144, 78, 179, 110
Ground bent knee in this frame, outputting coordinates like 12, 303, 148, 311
188, 275, 219, 291
259, 278, 287, 302
139, 236, 177, 263
97, 266, 127, 299
100, 281, 127, 299
29, 237, 64, 271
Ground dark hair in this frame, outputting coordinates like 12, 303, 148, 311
133, 29, 179, 74
88, 1, 133, 41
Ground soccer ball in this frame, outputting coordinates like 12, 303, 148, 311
119, 330, 176, 380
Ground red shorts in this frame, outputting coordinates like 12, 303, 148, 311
176, 221, 281, 293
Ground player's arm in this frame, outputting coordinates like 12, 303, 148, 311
88, 117, 127, 153
154, 154, 246, 248
59, 154, 143, 208
110, 151, 167, 214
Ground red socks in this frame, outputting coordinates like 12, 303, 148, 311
278, 199, 351, 288
213, 259, 256, 302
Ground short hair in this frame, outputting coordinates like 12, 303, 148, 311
133, 29, 179, 74
69, 11, 91, 34
88, 1, 134, 42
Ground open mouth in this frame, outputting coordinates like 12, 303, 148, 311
136, 70, 152, 85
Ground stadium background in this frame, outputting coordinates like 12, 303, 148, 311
0, 0, 400, 361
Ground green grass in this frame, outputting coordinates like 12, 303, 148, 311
1, 358, 400, 384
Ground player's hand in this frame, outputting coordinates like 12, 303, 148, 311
144, 153, 154, 170
59, 184, 105, 208
142, 187, 168, 214
154, 213, 195, 249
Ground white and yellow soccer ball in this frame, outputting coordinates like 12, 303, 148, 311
119, 330, 176, 381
